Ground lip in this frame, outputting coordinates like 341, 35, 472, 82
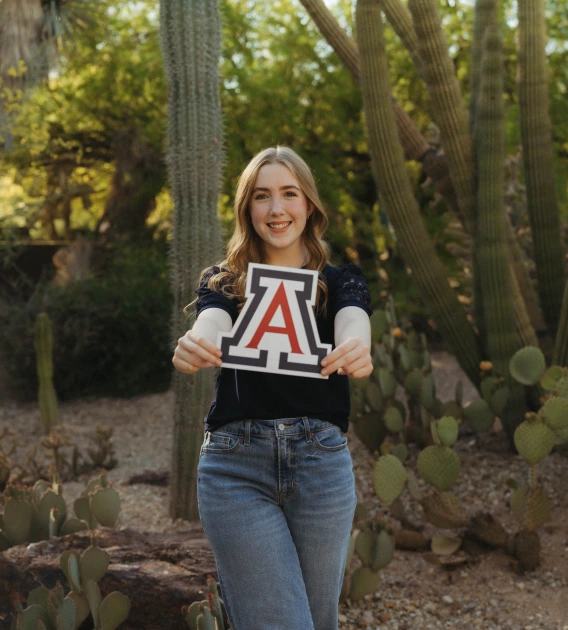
267, 221, 291, 232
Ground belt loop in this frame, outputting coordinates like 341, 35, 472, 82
244, 419, 251, 446
303, 417, 313, 443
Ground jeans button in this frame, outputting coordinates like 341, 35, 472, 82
278, 423, 285, 430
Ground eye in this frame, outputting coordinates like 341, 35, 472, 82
254, 193, 268, 200
284, 191, 297, 197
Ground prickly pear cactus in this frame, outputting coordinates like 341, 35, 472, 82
10, 544, 131, 630
417, 445, 461, 491
183, 575, 227, 629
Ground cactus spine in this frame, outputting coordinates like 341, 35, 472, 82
355, 0, 482, 388
159, 0, 225, 519
517, 0, 565, 335
35, 312, 58, 434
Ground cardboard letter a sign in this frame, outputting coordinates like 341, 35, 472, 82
218, 263, 332, 378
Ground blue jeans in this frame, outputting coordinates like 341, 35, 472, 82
197, 416, 357, 630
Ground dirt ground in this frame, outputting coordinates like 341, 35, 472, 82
1, 352, 567, 629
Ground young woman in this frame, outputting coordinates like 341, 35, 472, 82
172, 146, 373, 630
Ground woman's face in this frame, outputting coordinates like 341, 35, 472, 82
249, 162, 312, 267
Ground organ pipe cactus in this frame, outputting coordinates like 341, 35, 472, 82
517, 0, 565, 335
300, 0, 567, 444
474, 22, 526, 436
159, 0, 225, 519
407, 0, 476, 235
355, 0, 482, 389
35, 312, 58, 434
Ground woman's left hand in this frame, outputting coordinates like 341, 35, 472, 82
320, 337, 372, 379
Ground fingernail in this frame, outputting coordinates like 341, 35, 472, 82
321, 369, 328, 375
217, 359, 222, 366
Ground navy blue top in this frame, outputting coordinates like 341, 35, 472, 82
194, 263, 373, 433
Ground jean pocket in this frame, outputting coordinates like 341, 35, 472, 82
312, 426, 348, 452
201, 430, 243, 454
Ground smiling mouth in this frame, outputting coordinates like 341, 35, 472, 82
267, 222, 291, 231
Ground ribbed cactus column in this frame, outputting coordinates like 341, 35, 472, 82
356, 0, 482, 387
518, 0, 565, 335
298, 0, 462, 219
469, 0, 496, 127
159, 0, 225, 520
407, 0, 476, 236
379, 0, 422, 75
475, 23, 525, 438
35, 312, 58, 434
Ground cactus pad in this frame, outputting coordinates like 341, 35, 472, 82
378, 367, 396, 398
404, 369, 422, 397
99, 591, 131, 630
436, 416, 459, 447
509, 346, 546, 385
370, 310, 389, 339
540, 366, 564, 390
540, 396, 568, 443
90, 487, 120, 527
468, 512, 508, 548
431, 535, 461, 556
373, 454, 408, 504
513, 420, 555, 464
556, 376, 568, 398
366, 382, 383, 412
417, 445, 460, 490
349, 565, 380, 601
464, 399, 495, 433
2, 498, 32, 546
384, 406, 404, 433
421, 491, 469, 529
510, 486, 551, 531
372, 530, 394, 571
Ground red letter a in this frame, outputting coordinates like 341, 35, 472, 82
245, 282, 302, 353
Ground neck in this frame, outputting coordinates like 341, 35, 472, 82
264, 246, 309, 269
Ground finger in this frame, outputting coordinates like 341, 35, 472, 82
322, 346, 363, 375
341, 356, 371, 376
351, 364, 373, 379
321, 338, 362, 369
192, 333, 223, 358
173, 355, 216, 374
172, 356, 199, 374
180, 333, 222, 366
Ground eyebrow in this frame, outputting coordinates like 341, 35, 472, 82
252, 185, 301, 193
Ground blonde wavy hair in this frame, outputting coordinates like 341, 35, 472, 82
185, 145, 331, 319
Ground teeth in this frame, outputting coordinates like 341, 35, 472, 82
268, 222, 290, 229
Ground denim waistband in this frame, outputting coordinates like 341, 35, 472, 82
208, 417, 337, 443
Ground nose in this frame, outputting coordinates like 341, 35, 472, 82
269, 198, 285, 216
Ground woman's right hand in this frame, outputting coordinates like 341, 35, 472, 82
172, 330, 223, 374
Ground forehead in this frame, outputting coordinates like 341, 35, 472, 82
254, 162, 299, 187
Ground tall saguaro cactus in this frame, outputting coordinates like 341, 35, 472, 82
159, 0, 225, 520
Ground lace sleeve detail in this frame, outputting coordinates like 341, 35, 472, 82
194, 266, 238, 323
332, 263, 373, 318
